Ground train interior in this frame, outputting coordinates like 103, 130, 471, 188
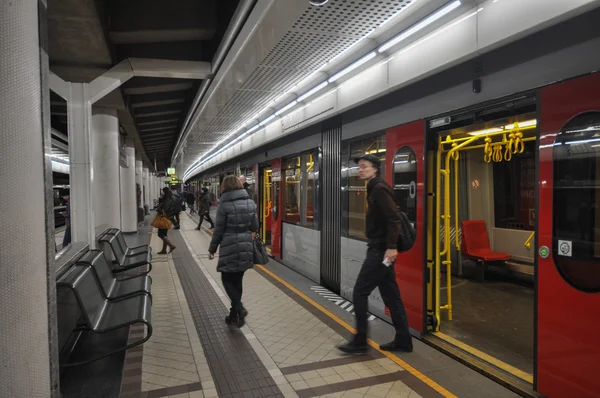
259, 162, 273, 249
427, 96, 538, 384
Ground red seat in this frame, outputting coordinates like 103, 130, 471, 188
461, 220, 510, 262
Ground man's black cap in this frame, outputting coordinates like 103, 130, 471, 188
353, 154, 381, 168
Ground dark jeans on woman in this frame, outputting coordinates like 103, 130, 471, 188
353, 247, 412, 347
221, 271, 245, 309
62, 225, 71, 248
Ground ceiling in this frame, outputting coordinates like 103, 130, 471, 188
176, 0, 424, 177
48, 0, 241, 171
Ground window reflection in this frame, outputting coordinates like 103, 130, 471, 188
347, 135, 386, 239
282, 150, 318, 228
393, 147, 417, 240
553, 111, 600, 291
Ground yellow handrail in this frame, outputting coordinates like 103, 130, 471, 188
524, 231, 535, 249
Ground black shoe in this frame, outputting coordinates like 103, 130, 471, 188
337, 337, 368, 354
379, 340, 413, 352
225, 308, 238, 326
237, 306, 248, 328
195, 227, 201, 230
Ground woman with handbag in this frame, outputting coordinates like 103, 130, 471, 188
208, 175, 259, 327
155, 187, 176, 254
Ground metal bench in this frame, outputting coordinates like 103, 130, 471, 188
105, 228, 152, 257
57, 264, 152, 367
77, 249, 152, 301
99, 233, 152, 274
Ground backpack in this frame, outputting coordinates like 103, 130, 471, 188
397, 211, 416, 252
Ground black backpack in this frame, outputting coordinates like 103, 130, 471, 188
397, 211, 416, 252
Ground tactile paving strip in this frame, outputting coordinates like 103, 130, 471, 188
169, 232, 285, 398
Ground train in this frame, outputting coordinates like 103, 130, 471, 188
184, 21, 600, 398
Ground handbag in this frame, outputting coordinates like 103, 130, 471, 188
151, 211, 172, 230
253, 236, 269, 265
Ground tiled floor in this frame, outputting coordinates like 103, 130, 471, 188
120, 231, 212, 398
177, 213, 439, 398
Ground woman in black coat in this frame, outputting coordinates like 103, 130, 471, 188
208, 175, 259, 327
156, 187, 176, 254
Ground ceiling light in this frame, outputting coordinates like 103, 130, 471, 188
467, 127, 504, 136
328, 52, 377, 83
297, 82, 329, 102
259, 114, 276, 126
378, 0, 462, 53
275, 101, 298, 116
504, 119, 537, 130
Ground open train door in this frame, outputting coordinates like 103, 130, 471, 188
538, 72, 600, 397
385, 120, 426, 333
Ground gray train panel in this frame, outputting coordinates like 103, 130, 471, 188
340, 237, 390, 323
281, 223, 321, 283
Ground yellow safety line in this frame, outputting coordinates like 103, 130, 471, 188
434, 332, 534, 384
256, 264, 458, 398
199, 221, 457, 397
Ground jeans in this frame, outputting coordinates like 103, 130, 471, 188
353, 247, 412, 346
221, 271, 245, 309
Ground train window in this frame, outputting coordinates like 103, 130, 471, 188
282, 150, 319, 228
493, 141, 536, 231
393, 147, 417, 249
347, 135, 386, 239
283, 156, 302, 225
553, 111, 600, 291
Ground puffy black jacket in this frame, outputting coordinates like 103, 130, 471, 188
209, 189, 259, 273
366, 177, 402, 250
157, 195, 175, 218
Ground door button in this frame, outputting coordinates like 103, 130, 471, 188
539, 246, 550, 259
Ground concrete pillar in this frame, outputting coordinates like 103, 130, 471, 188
0, 0, 58, 395
120, 138, 137, 232
135, 157, 142, 211
91, 108, 121, 229
143, 166, 150, 210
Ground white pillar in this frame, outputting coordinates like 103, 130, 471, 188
119, 138, 137, 232
92, 107, 121, 229
135, 157, 142, 211
0, 0, 57, 394
143, 167, 149, 211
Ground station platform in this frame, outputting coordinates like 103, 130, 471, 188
94, 212, 519, 398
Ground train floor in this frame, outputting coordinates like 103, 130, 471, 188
61, 211, 524, 398
439, 273, 534, 376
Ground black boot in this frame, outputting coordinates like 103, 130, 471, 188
337, 335, 368, 354
379, 338, 413, 352
237, 304, 248, 328
225, 307, 238, 326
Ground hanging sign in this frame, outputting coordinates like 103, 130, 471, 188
167, 167, 176, 176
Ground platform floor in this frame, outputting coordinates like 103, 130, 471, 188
114, 212, 522, 398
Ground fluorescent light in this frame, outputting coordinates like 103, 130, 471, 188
467, 127, 503, 136
275, 101, 298, 116
378, 0, 462, 53
328, 52, 377, 83
259, 114, 276, 126
379, 0, 420, 28
297, 81, 329, 102
505, 119, 537, 129
567, 138, 600, 145
245, 124, 261, 134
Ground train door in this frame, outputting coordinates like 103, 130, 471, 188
537, 72, 600, 398
385, 121, 426, 333
259, 162, 273, 248
426, 96, 539, 390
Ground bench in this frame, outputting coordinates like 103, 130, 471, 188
105, 228, 152, 257
57, 264, 152, 367
77, 249, 152, 301
461, 220, 510, 281
99, 233, 152, 275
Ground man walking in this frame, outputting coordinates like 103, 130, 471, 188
338, 154, 413, 354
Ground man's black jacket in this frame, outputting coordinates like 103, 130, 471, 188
366, 177, 402, 250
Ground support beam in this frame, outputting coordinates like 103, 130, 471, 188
128, 58, 212, 80
88, 59, 134, 105
124, 83, 193, 95
109, 28, 215, 44
49, 71, 69, 101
